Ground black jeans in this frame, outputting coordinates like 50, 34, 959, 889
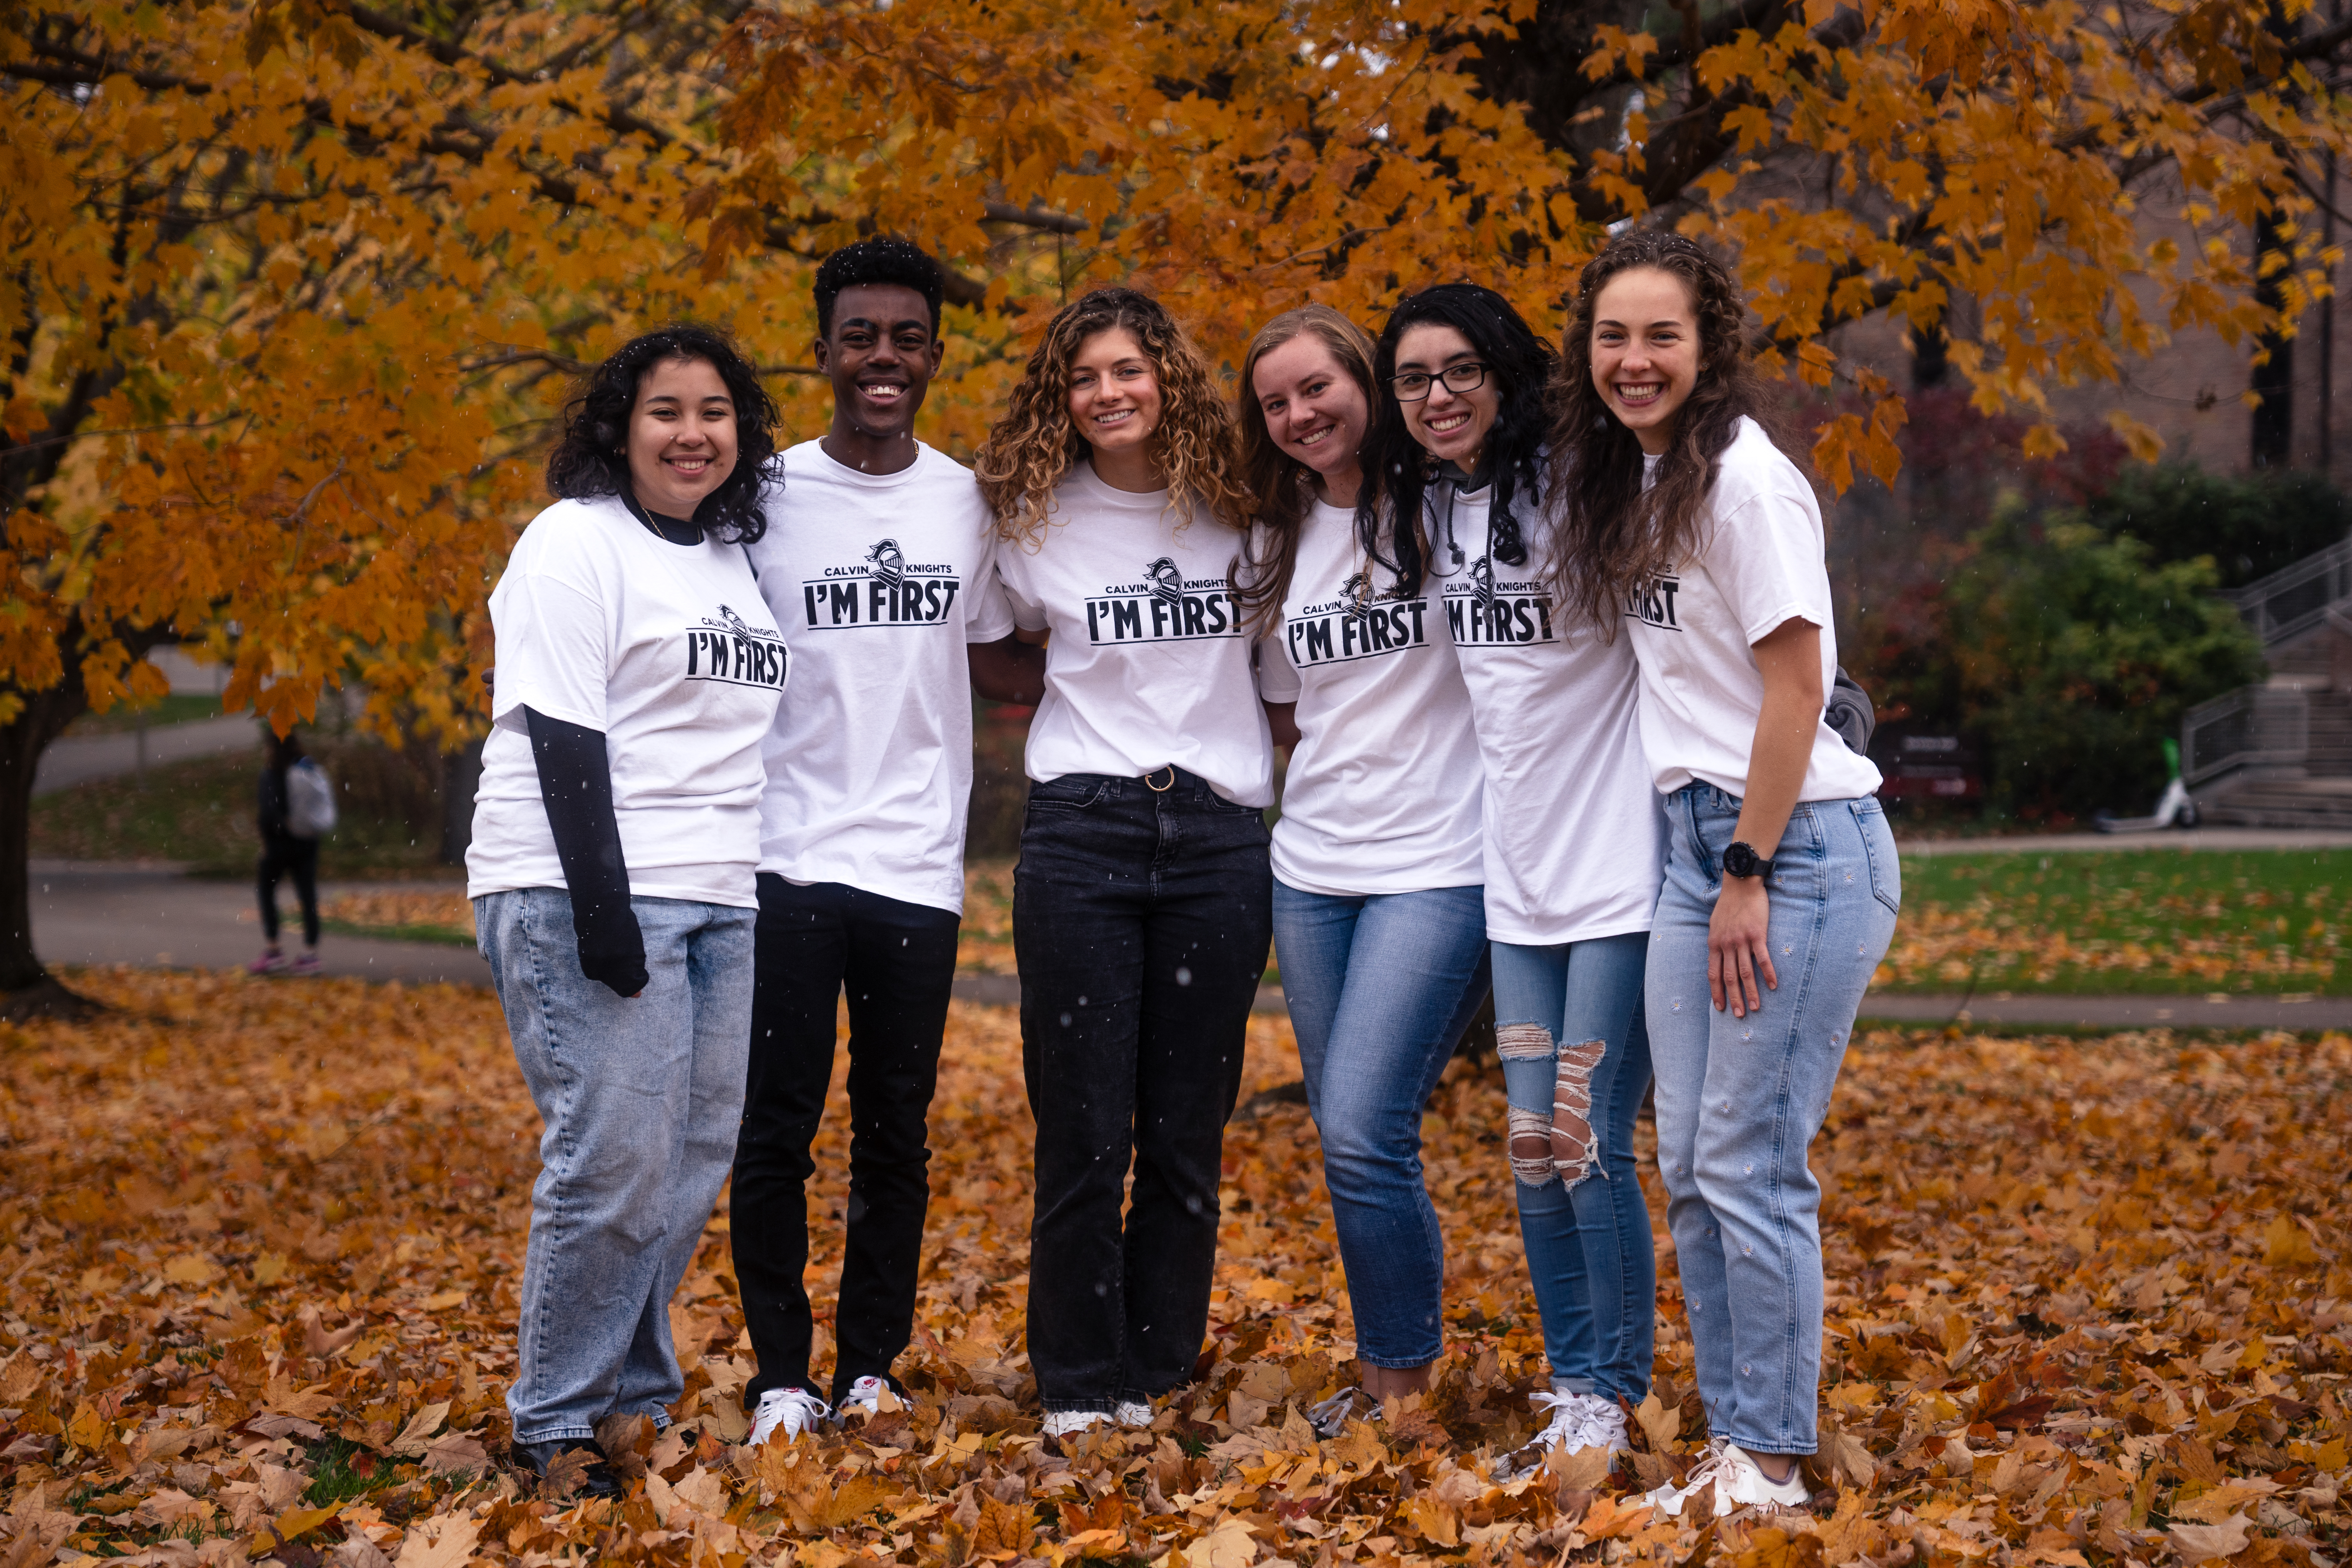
258, 835, 319, 946
732, 875, 961, 1407
1015, 770, 1273, 1410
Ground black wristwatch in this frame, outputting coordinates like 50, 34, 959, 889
1722, 840, 1776, 880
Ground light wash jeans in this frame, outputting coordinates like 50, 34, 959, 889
476, 887, 756, 1445
1491, 932, 1655, 1403
1647, 783, 1898, 1456
1273, 880, 1490, 1368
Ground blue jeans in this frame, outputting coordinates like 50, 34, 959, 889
1015, 770, 1272, 1411
1491, 933, 1655, 1402
476, 887, 756, 1445
1647, 783, 1899, 1456
1273, 881, 1490, 1369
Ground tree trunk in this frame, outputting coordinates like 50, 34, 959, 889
2253, 207, 2297, 468
0, 669, 96, 1015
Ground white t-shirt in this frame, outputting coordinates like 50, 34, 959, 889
1431, 482, 1663, 946
1256, 501, 1483, 896
995, 462, 1273, 807
468, 496, 788, 908
744, 440, 1015, 915
1626, 418, 1884, 801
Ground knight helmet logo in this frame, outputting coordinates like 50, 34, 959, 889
1144, 556, 1184, 607
719, 604, 755, 637
865, 537, 906, 589
1341, 570, 1374, 622
1470, 555, 1495, 607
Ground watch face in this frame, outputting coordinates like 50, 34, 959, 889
1724, 842, 1758, 877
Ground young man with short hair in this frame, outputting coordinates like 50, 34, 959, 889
732, 237, 1042, 1445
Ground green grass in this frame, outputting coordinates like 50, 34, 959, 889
31, 751, 448, 877
62, 694, 224, 735
1880, 845, 2352, 995
301, 1436, 401, 1507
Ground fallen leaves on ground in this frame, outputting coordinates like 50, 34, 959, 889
959, 861, 1016, 975
0, 968, 2346, 1568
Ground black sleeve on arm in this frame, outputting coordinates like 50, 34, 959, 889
524, 706, 648, 998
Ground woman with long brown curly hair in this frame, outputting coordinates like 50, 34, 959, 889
1551, 229, 1895, 1518
973, 287, 1272, 1442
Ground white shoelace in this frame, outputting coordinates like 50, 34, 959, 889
1308, 1388, 1375, 1438
1528, 1390, 1606, 1450
1660, 1436, 1736, 1502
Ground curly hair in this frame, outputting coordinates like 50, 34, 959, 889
974, 288, 1253, 543
1547, 229, 1788, 632
1231, 305, 1380, 637
1356, 284, 1555, 598
544, 323, 780, 545
815, 237, 944, 336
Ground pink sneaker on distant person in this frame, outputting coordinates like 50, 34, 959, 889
247, 948, 286, 976
291, 951, 321, 976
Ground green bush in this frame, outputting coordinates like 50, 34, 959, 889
2082, 461, 2351, 588
1944, 504, 2261, 817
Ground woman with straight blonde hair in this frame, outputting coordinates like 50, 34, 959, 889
974, 287, 1272, 1444
1235, 305, 1489, 1431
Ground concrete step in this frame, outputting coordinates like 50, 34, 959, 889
2205, 777, 2352, 827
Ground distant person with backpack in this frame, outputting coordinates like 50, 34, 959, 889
249, 730, 333, 975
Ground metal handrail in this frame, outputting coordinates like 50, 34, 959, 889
2181, 684, 2310, 787
2221, 534, 2352, 649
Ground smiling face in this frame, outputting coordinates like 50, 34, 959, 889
1394, 323, 1500, 473
817, 282, 941, 446
1066, 327, 1164, 459
626, 356, 738, 518
1589, 266, 1702, 455
1251, 334, 1369, 491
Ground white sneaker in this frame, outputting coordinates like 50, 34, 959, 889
1114, 1400, 1154, 1428
748, 1387, 830, 1447
1578, 1400, 1633, 1459
836, 1375, 899, 1420
1491, 1391, 1624, 1482
1042, 1409, 1111, 1440
1646, 1439, 1810, 1518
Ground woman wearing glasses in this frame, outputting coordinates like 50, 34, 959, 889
1357, 285, 1665, 1473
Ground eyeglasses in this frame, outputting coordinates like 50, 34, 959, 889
1390, 363, 1488, 401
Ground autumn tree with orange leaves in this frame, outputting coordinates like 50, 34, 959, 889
3, 0, 2349, 1005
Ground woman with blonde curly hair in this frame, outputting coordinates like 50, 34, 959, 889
974, 287, 1272, 1442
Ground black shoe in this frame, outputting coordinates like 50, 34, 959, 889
513, 1438, 624, 1500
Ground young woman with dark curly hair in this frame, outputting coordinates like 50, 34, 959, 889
467, 323, 788, 1496
1233, 305, 1490, 1430
972, 287, 1271, 1442
1356, 284, 1665, 1476
1551, 230, 1895, 1518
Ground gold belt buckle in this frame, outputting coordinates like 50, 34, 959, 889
1144, 765, 1177, 792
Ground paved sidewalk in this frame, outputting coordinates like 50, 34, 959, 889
34, 714, 261, 796
956, 972, 2352, 1029
1856, 989, 2352, 1030
30, 863, 2352, 1029
1897, 827, 2352, 855
31, 862, 488, 985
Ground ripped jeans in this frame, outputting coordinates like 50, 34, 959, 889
1491, 931, 1655, 1402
